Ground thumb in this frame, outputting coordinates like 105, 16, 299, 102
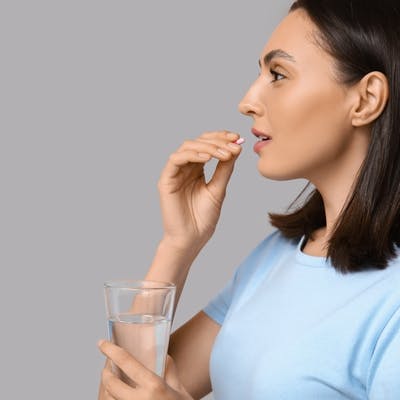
207, 157, 237, 200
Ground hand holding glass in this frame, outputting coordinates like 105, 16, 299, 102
104, 280, 176, 385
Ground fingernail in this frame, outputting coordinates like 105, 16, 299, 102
227, 143, 240, 150
235, 138, 245, 145
97, 339, 106, 347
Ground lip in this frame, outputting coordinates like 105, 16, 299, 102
252, 128, 272, 153
251, 128, 272, 140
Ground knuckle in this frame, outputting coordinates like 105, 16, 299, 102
104, 391, 113, 400
158, 176, 170, 189
101, 366, 112, 383
118, 352, 131, 368
104, 376, 116, 394
168, 153, 178, 163
147, 378, 166, 395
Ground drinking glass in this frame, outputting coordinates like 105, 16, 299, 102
104, 280, 176, 385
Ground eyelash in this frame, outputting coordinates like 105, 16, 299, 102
269, 69, 285, 83
257, 68, 286, 84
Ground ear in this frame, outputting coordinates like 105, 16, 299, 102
351, 71, 389, 127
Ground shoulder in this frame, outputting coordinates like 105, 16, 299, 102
248, 229, 299, 258
259, 229, 301, 260
381, 249, 400, 292
233, 229, 299, 283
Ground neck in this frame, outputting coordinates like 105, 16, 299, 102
307, 128, 370, 242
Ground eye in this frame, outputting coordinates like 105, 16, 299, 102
269, 69, 286, 83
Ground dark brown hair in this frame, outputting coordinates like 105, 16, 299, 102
269, 0, 400, 273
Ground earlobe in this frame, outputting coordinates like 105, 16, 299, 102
351, 71, 389, 127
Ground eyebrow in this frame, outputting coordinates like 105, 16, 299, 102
258, 49, 296, 68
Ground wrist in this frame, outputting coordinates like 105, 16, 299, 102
159, 236, 205, 258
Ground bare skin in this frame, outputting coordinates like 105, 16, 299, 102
98, 131, 242, 400
98, 8, 389, 400
238, 9, 389, 255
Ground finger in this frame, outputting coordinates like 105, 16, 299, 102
103, 391, 115, 400
199, 138, 243, 157
158, 151, 210, 185
207, 156, 238, 199
177, 139, 219, 153
159, 148, 237, 186
98, 381, 110, 400
197, 131, 240, 148
105, 358, 112, 370
197, 135, 239, 147
102, 366, 135, 400
104, 391, 116, 400
100, 387, 115, 400
101, 385, 116, 400
98, 340, 158, 388
200, 130, 239, 142
164, 354, 184, 393
98, 358, 113, 400
99, 362, 120, 400
177, 139, 235, 160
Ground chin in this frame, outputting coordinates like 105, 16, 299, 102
257, 162, 302, 181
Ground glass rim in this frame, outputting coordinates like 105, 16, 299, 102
104, 279, 176, 290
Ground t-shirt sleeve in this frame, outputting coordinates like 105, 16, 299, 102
202, 267, 239, 325
202, 230, 282, 325
367, 306, 400, 399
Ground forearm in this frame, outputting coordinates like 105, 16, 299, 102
144, 238, 203, 320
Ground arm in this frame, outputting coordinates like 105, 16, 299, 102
367, 306, 400, 399
98, 131, 242, 399
145, 130, 242, 319
98, 310, 220, 400
168, 311, 221, 400
143, 239, 200, 321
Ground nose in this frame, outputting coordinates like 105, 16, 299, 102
238, 101, 263, 116
238, 82, 264, 117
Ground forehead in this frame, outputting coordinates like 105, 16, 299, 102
260, 9, 331, 68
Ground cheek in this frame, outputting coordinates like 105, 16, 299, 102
259, 83, 350, 178
268, 80, 345, 138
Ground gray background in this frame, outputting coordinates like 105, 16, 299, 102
1, 1, 307, 398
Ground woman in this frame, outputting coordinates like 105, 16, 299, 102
98, 0, 400, 398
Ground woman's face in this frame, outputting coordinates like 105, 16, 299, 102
238, 9, 362, 181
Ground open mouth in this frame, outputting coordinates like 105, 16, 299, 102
252, 128, 272, 141
252, 130, 273, 153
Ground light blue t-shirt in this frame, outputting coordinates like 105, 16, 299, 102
203, 230, 400, 399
